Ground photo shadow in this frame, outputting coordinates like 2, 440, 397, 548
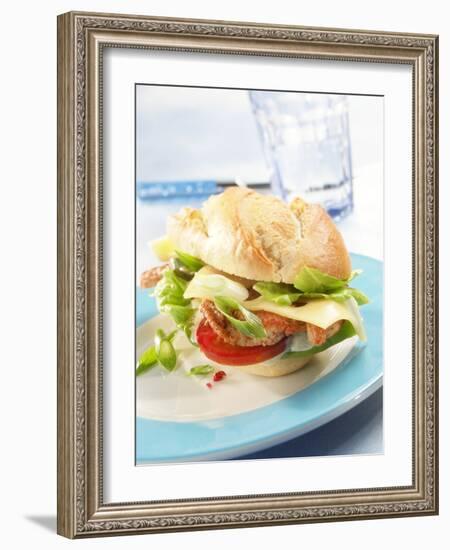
24, 515, 56, 534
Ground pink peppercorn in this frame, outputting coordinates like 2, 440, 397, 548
213, 370, 226, 382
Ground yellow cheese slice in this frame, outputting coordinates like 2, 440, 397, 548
244, 296, 366, 341
183, 265, 367, 341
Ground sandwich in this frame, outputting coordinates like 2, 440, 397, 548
139, 187, 368, 377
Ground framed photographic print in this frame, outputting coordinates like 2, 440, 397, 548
57, 11, 439, 538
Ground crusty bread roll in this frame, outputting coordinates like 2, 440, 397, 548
232, 355, 311, 377
167, 187, 351, 283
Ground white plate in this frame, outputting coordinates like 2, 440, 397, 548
136, 314, 358, 422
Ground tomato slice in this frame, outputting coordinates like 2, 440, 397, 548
196, 320, 287, 366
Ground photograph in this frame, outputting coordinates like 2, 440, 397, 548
1, 0, 446, 546
0, 0, 445, 547
55, 10, 438, 537
135, 85, 383, 464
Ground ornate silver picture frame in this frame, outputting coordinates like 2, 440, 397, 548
57, 11, 438, 538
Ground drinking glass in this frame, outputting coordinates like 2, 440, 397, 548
249, 91, 354, 220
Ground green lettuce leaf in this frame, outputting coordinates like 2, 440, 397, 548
154, 269, 195, 338
294, 266, 349, 293
293, 266, 364, 293
329, 287, 369, 305
253, 269, 369, 306
175, 249, 205, 272
291, 266, 369, 305
253, 282, 301, 306
282, 321, 357, 359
